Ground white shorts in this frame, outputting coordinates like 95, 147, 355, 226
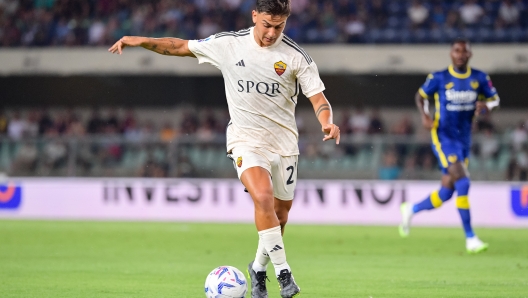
228, 146, 298, 201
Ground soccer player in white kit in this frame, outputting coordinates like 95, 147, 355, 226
109, 1, 340, 297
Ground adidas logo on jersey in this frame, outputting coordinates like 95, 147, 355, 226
235, 60, 245, 67
269, 245, 283, 253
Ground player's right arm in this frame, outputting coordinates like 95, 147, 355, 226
416, 73, 439, 130
415, 90, 433, 129
108, 36, 196, 57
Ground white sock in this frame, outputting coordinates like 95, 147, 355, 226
258, 226, 291, 277
252, 238, 270, 273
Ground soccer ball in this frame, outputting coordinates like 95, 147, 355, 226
204, 266, 248, 298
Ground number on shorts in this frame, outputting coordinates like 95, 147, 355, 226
286, 162, 296, 185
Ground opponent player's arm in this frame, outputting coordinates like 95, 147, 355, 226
415, 91, 433, 129
108, 36, 196, 57
476, 75, 500, 115
309, 92, 340, 144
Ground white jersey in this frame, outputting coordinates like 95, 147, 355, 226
188, 27, 325, 156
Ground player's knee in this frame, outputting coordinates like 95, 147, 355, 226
448, 162, 467, 181
251, 190, 275, 212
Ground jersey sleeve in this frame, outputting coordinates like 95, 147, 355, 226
418, 73, 440, 98
479, 73, 500, 110
297, 59, 325, 98
187, 35, 226, 69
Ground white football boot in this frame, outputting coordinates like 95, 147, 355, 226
398, 202, 413, 238
466, 236, 489, 254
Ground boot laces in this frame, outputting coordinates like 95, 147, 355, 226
255, 271, 269, 291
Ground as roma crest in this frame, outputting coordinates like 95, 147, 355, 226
237, 156, 243, 168
274, 61, 287, 76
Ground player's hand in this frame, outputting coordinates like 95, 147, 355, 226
475, 101, 489, 116
108, 36, 144, 54
421, 114, 434, 130
322, 124, 340, 144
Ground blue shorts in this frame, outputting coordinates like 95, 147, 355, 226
431, 140, 469, 175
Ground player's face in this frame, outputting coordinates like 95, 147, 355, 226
450, 42, 472, 69
252, 11, 288, 47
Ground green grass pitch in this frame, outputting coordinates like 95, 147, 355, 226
1, 221, 527, 297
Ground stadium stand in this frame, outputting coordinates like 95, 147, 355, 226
0, 0, 527, 46
0, 107, 526, 181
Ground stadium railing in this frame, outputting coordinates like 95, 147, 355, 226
0, 134, 518, 181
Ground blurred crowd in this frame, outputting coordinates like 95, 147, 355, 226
0, 107, 527, 180
0, 108, 230, 177
0, 108, 229, 141
1, 0, 527, 47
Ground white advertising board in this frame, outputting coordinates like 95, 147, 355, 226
1, 178, 527, 227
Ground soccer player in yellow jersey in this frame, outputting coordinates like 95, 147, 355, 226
399, 39, 500, 253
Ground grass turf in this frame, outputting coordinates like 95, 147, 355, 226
1, 221, 527, 297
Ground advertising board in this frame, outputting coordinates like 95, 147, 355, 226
0, 178, 526, 227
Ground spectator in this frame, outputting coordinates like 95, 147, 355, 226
122, 109, 137, 132
371, 0, 388, 28
123, 118, 143, 142
1, 0, 528, 46
392, 117, 415, 136
392, 116, 415, 162
88, 18, 106, 45
431, 5, 446, 26
86, 109, 104, 134
7, 111, 27, 140
42, 128, 67, 171
445, 9, 460, 29
401, 155, 419, 179
160, 121, 177, 142
105, 109, 120, 132
11, 141, 38, 173
408, 0, 429, 28
459, 0, 484, 26
479, 128, 500, 159
508, 144, 528, 181
0, 110, 8, 135
349, 107, 370, 136
54, 112, 70, 135
344, 15, 366, 42
25, 111, 39, 138
290, 0, 309, 15
180, 110, 199, 135
379, 149, 401, 180
475, 113, 494, 132
498, 0, 521, 26
100, 124, 123, 166
339, 110, 352, 135
517, 145, 528, 180
196, 121, 216, 142
66, 115, 86, 136
511, 121, 527, 152
0, 0, 19, 16
38, 110, 54, 135
368, 109, 384, 134
197, 16, 220, 39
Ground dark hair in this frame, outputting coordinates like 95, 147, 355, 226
451, 38, 470, 47
256, 0, 291, 16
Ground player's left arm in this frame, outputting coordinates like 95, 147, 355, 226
476, 74, 500, 115
309, 92, 340, 144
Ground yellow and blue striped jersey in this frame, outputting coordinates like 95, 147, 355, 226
419, 65, 499, 145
